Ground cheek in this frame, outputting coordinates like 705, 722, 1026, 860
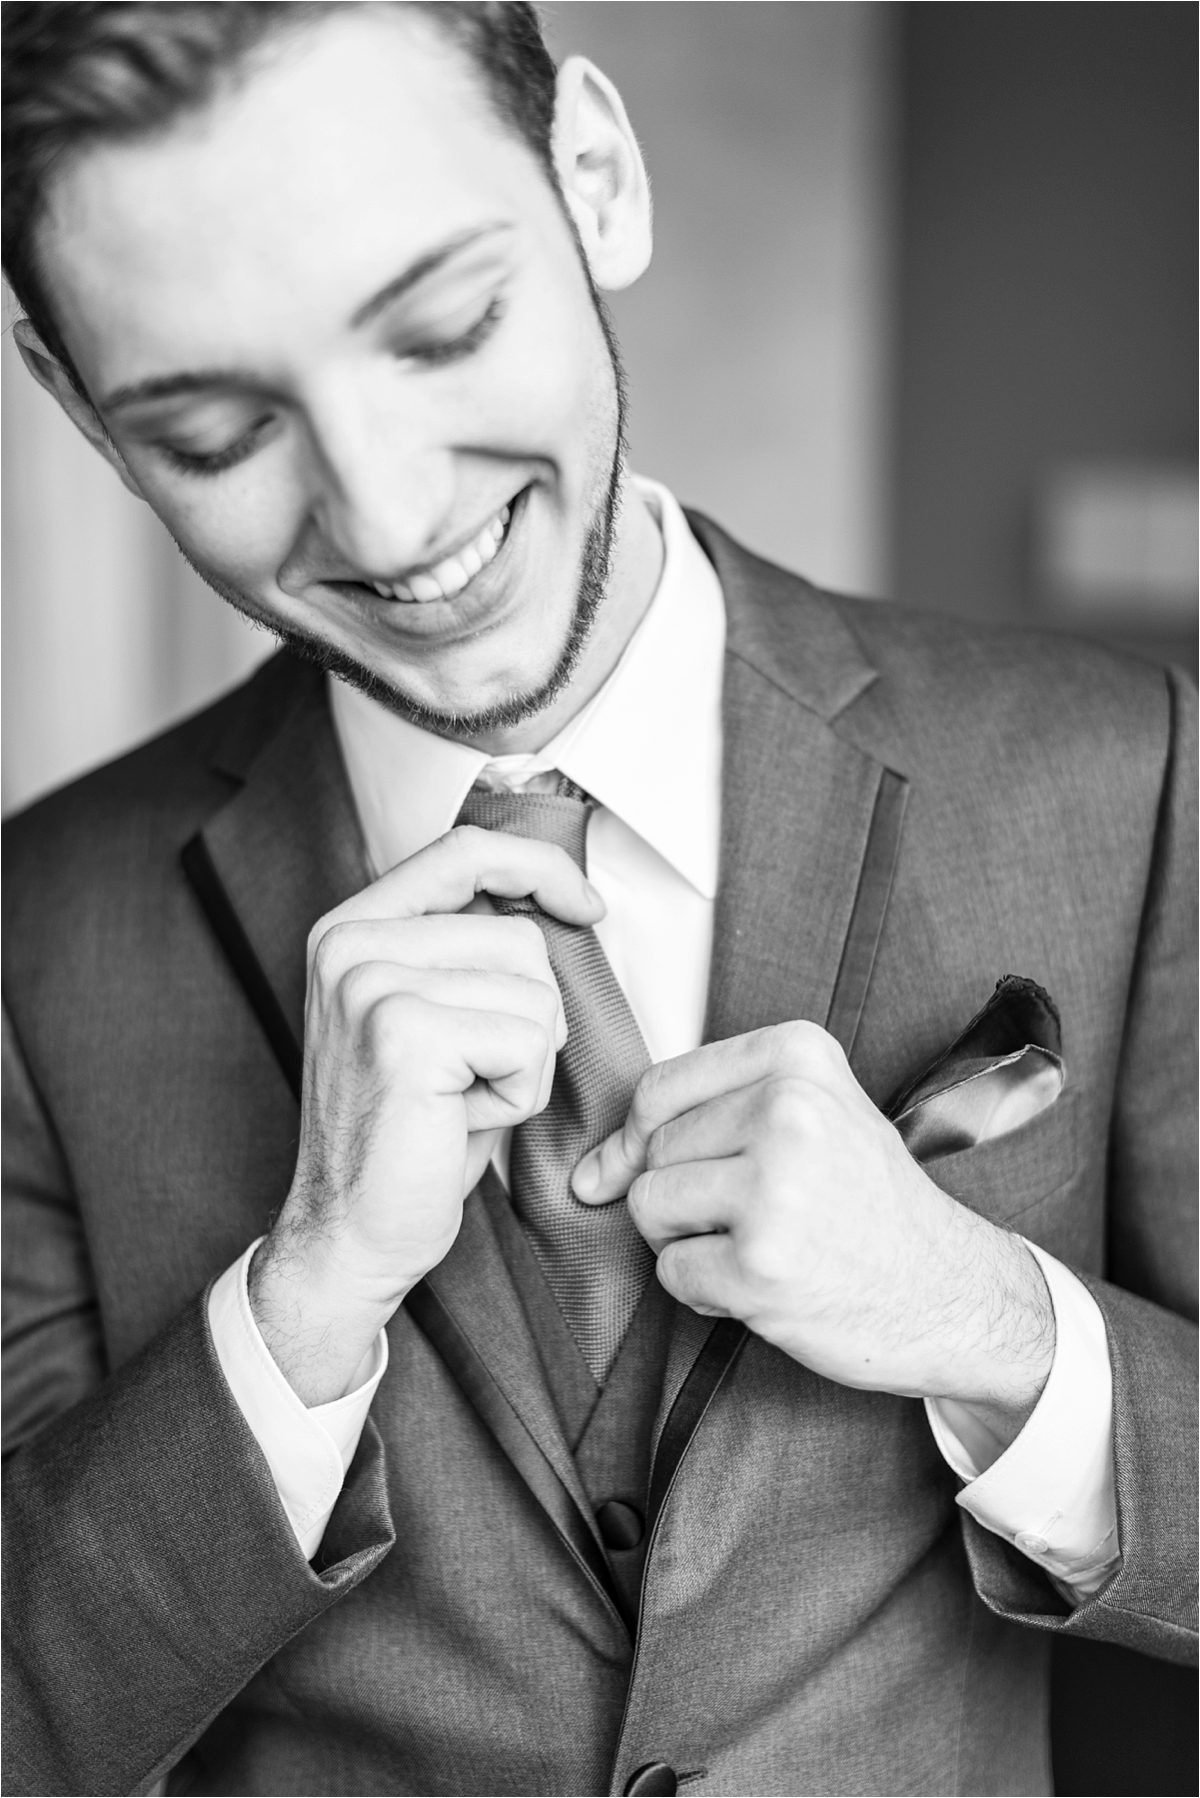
476, 261, 613, 473
129, 450, 305, 594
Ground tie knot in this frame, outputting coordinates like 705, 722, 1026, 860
457, 776, 593, 873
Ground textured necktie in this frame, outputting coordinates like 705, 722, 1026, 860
457, 776, 656, 1382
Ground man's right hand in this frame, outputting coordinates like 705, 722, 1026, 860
248, 825, 602, 1405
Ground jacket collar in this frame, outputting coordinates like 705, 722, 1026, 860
687, 510, 879, 724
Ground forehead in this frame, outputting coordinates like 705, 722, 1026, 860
38, 8, 548, 385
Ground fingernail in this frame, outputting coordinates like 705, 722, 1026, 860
572, 1156, 598, 1200
584, 881, 603, 906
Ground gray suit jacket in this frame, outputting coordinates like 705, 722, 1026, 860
3, 517, 1196, 1797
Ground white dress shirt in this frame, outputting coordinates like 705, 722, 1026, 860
208, 477, 1120, 1599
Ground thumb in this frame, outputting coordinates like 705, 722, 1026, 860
572, 1116, 648, 1205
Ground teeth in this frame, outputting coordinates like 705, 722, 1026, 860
368, 501, 512, 603
407, 571, 446, 602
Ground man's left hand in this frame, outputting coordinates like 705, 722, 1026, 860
573, 1022, 1054, 1447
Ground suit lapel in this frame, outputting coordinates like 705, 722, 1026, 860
191, 661, 372, 1059
644, 517, 912, 1528
693, 512, 907, 1057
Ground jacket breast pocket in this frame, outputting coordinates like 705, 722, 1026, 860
922, 1088, 1079, 1225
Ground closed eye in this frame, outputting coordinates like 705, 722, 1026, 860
402, 294, 506, 369
157, 413, 279, 477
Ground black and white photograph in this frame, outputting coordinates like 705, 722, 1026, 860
2, 4, 1196, 1795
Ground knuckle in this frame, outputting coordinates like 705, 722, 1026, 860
627, 1168, 656, 1221
759, 1073, 815, 1136
736, 1232, 781, 1288
657, 1239, 695, 1299
504, 914, 546, 955
645, 1122, 671, 1171
503, 1009, 548, 1070
364, 990, 422, 1059
309, 919, 351, 983
776, 1018, 824, 1065
442, 822, 485, 854
532, 978, 561, 1025
781, 1019, 844, 1073
630, 1061, 666, 1132
337, 959, 378, 1013
517, 1011, 550, 1056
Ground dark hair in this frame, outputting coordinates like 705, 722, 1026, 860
1, 1, 559, 392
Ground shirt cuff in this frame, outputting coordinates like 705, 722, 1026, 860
925, 1240, 1120, 1604
207, 1239, 388, 1560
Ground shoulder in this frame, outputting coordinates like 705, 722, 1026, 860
691, 509, 1188, 787
831, 589, 1191, 817
2, 651, 316, 921
838, 587, 1177, 741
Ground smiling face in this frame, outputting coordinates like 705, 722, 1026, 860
25, 7, 658, 747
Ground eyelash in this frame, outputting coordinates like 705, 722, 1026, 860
408, 293, 506, 368
159, 296, 506, 477
159, 418, 274, 479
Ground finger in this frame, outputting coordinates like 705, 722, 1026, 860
363, 993, 554, 1127
308, 914, 564, 1046
435, 1005, 554, 1130
314, 913, 560, 983
317, 827, 605, 935
625, 1159, 741, 1254
572, 1023, 849, 1205
318, 960, 566, 1054
571, 1035, 769, 1204
656, 1232, 742, 1319
644, 1077, 797, 1170
418, 973, 560, 1105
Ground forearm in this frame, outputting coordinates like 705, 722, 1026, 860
2, 1294, 394, 1796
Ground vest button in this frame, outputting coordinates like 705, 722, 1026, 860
624, 1763, 678, 1796
597, 1499, 645, 1550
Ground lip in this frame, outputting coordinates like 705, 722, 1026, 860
320, 487, 528, 639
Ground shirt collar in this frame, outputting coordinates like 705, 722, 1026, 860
328, 477, 725, 899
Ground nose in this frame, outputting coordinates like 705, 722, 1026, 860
302, 375, 456, 579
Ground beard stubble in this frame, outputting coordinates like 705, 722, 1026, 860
184, 303, 630, 744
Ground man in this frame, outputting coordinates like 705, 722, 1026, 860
2, 4, 1195, 1794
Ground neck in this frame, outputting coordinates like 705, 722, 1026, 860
457, 482, 665, 757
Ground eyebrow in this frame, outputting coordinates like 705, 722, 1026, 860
350, 221, 512, 328
98, 221, 513, 414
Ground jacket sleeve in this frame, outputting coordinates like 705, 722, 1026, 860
1, 1006, 396, 1797
960, 665, 1198, 1665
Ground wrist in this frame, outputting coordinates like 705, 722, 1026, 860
931, 1221, 1055, 1440
249, 1224, 412, 1407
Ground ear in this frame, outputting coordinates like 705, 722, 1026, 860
552, 56, 652, 292
12, 319, 148, 501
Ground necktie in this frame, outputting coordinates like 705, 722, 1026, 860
456, 777, 656, 1382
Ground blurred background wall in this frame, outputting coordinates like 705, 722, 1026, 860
1, 3, 1196, 1789
1, 335, 270, 811
893, 2, 1197, 677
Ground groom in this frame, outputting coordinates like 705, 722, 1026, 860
3, 5, 1195, 1794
